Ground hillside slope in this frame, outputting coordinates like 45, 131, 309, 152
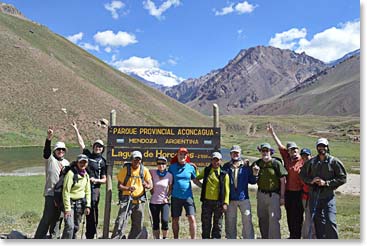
0, 12, 210, 146
245, 55, 360, 116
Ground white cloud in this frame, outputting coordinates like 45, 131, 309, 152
269, 20, 360, 62
104, 47, 112, 53
235, 1, 256, 14
104, 1, 125, 19
80, 43, 100, 52
143, 0, 181, 20
269, 28, 307, 50
215, 1, 256, 16
112, 56, 184, 86
67, 32, 84, 43
94, 30, 137, 47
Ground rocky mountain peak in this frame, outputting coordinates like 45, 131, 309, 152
0, 2, 27, 20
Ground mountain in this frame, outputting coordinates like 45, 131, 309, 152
164, 46, 328, 115
328, 49, 360, 66
245, 54, 360, 116
0, 9, 211, 146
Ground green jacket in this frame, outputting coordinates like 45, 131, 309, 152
300, 154, 347, 199
62, 170, 91, 212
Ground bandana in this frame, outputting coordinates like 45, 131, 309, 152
78, 169, 87, 176
157, 170, 168, 177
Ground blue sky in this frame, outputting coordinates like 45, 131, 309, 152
4, 0, 361, 86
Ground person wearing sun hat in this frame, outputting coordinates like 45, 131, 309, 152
149, 156, 173, 239
34, 126, 70, 239
168, 147, 198, 239
251, 142, 288, 239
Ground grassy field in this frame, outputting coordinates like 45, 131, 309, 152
0, 169, 360, 239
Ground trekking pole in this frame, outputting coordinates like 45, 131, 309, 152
119, 177, 137, 239
81, 213, 86, 239
308, 187, 321, 239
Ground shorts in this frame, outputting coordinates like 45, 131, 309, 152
171, 197, 196, 218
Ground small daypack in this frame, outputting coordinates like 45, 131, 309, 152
118, 162, 146, 202
53, 162, 79, 211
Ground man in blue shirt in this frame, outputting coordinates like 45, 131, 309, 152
168, 147, 197, 239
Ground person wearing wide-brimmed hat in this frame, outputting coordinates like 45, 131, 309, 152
71, 121, 106, 239
34, 126, 70, 239
251, 142, 288, 239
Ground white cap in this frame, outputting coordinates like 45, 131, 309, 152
230, 145, 241, 153
316, 138, 329, 147
212, 152, 222, 160
53, 141, 67, 151
77, 154, 89, 162
131, 150, 142, 160
93, 139, 104, 146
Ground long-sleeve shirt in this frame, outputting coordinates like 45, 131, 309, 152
43, 139, 69, 196
299, 154, 347, 199
62, 170, 91, 212
223, 161, 258, 200
196, 167, 230, 205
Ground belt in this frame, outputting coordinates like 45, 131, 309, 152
258, 189, 279, 195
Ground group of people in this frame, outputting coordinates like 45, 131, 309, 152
34, 123, 347, 239
34, 122, 106, 239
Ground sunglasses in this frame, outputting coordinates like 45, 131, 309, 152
157, 162, 166, 165
133, 157, 142, 161
261, 149, 270, 153
56, 148, 66, 152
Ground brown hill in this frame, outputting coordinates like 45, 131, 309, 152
0, 11, 210, 146
245, 55, 360, 116
164, 46, 328, 115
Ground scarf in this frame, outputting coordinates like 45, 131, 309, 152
157, 170, 168, 177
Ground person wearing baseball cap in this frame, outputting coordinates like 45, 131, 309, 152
149, 156, 173, 239
61, 154, 91, 239
300, 138, 346, 239
195, 152, 229, 239
267, 123, 304, 239
222, 145, 258, 239
71, 121, 106, 239
34, 126, 70, 239
252, 139, 288, 239
168, 147, 198, 239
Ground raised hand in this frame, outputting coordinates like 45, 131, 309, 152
71, 120, 78, 131
47, 126, 54, 140
266, 123, 274, 134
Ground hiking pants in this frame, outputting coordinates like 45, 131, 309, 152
62, 200, 85, 239
256, 191, 281, 239
311, 195, 338, 239
149, 203, 170, 230
225, 199, 254, 239
34, 196, 62, 239
201, 200, 224, 239
86, 187, 100, 239
111, 200, 144, 239
301, 199, 316, 239
285, 190, 304, 238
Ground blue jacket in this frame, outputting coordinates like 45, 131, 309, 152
223, 160, 258, 200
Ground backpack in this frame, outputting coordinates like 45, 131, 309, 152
53, 162, 79, 211
118, 162, 146, 202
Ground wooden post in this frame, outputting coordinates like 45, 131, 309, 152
213, 103, 219, 128
102, 110, 116, 238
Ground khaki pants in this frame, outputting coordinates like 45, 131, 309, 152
225, 199, 254, 239
256, 191, 281, 239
